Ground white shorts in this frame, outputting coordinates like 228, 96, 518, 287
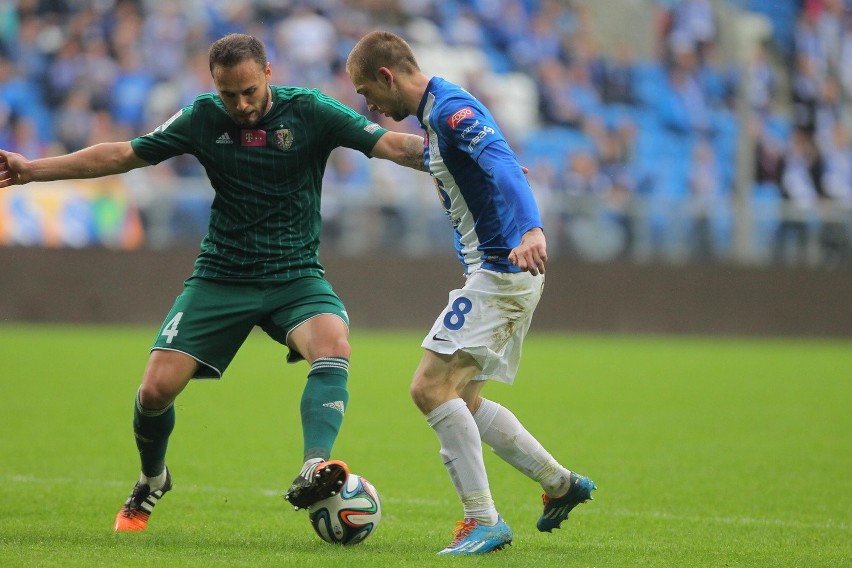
421, 268, 544, 384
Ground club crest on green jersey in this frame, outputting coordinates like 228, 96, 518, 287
274, 129, 293, 151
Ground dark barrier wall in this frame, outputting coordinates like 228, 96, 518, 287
0, 248, 849, 338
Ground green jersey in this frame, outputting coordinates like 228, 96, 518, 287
131, 86, 387, 280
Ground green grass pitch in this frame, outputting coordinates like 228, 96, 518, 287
1, 324, 849, 567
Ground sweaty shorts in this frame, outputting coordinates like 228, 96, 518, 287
421, 268, 544, 384
152, 276, 349, 378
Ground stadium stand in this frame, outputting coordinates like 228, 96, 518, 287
0, 0, 849, 267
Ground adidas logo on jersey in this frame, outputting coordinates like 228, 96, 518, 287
216, 132, 233, 144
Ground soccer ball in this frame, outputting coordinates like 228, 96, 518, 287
308, 473, 381, 545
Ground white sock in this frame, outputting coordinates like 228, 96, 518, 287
298, 458, 324, 479
474, 398, 572, 497
426, 398, 498, 524
139, 467, 167, 491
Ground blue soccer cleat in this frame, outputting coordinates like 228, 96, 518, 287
437, 516, 513, 555
537, 472, 596, 532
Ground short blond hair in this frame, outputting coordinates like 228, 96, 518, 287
346, 31, 420, 81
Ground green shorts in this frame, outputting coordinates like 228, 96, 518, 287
152, 276, 349, 378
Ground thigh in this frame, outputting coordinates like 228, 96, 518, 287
411, 348, 482, 413
414, 348, 481, 387
152, 277, 261, 378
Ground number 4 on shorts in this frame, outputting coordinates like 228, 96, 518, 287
161, 312, 183, 344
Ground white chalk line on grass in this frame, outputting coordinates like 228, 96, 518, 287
4, 474, 849, 533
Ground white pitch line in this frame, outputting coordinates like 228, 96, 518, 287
3, 474, 849, 532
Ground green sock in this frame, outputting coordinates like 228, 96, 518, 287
132, 389, 175, 477
300, 357, 349, 461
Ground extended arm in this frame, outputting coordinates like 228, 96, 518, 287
369, 131, 427, 172
0, 142, 149, 187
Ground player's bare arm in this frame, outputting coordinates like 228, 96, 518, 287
508, 227, 548, 276
370, 131, 427, 172
0, 142, 149, 187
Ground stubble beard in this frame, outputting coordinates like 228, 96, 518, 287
229, 87, 270, 127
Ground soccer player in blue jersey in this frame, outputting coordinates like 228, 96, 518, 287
0, 33, 425, 531
347, 31, 596, 555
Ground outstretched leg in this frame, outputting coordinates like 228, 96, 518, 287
114, 349, 197, 532
468, 393, 595, 532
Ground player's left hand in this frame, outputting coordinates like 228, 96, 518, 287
509, 227, 547, 275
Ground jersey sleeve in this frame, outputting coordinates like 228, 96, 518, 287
478, 143, 543, 234
312, 93, 388, 157
435, 95, 543, 233
130, 105, 194, 164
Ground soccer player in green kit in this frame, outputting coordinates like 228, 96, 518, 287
0, 33, 425, 531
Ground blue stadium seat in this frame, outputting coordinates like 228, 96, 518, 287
520, 126, 597, 165
738, 0, 799, 59
632, 61, 669, 107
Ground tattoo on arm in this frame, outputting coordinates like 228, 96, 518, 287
402, 135, 427, 172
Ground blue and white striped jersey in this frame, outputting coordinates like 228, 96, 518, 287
417, 77, 542, 274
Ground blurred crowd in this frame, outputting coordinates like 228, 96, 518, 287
748, 0, 852, 267
0, 0, 850, 266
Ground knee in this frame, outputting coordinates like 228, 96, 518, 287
410, 373, 444, 415
138, 381, 176, 410
409, 376, 429, 414
139, 353, 194, 409
331, 335, 352, 359
313, 335, 351, 361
